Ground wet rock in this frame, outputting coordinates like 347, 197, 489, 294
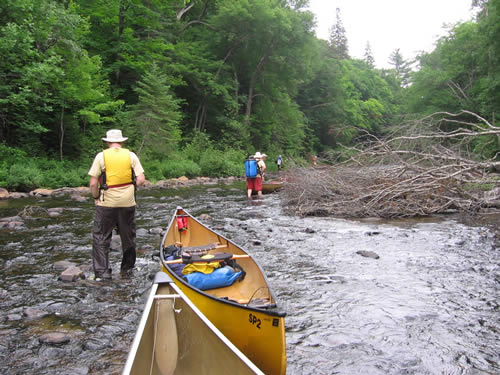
54, 260, 76, 271
79, 264, 93, 273
64, 366, 89, 375
59, 266, 85, 282
110, 235, 121, 250
0, 188, 8, 199
48, 207, 64, 214
0, 220, 25, 229
30, 188, 54, 197
70, 193, 87, 202
51, 187, 88, 196
136, 228, 149, 237
0, 215, 23, 222
206, 188, 223, 193
23, 307, 48, 320
39, 332, 71, 345
148, 227, 164, 235
5, 256, 30, 267
8, 192, 29, 199
154, 180, 171, 188
365, 231, 381, 236
7, 313, 22, 321
83, 337, 111, 350
356, 250, 380, 259
253, 240, 262, 245
0, 216, 25, 230
305, 228, 316, 233
198, 214, 212, 221
139, 180, 154, 190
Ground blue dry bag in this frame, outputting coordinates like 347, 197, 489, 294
183, 267, 242, 290
245, 159, 258, 178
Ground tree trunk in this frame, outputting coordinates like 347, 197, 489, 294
245, 54, 268, 125
59, 104, 65, 161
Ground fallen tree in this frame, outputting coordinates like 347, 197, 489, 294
282, 111, 500, 218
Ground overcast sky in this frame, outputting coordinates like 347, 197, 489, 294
307, 0, 477, 68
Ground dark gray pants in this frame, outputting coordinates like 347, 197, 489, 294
92, 205, 136, 276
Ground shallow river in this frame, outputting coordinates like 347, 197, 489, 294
0, 182, 498, 374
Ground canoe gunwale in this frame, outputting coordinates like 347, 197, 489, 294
160, 262, 286, 317
159, 208, 286, 318
122, 272, 266, 375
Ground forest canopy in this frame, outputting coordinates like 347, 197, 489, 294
0, 0, 498, 190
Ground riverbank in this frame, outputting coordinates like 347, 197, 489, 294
0, 175, 243, 200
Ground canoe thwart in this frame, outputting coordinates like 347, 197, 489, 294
174, 242, 228, 254
165, 253, 250, 265
154, 294, 181, 300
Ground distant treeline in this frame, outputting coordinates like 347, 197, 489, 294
0, 0, 498, 191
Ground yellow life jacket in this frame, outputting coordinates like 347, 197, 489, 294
102, 148, 132, 187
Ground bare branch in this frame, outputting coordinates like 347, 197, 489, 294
282, 111, 500, 218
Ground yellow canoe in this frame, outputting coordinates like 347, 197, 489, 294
122, 272, 264, 375
159, 207, 287, 375
262, 179, 283, 194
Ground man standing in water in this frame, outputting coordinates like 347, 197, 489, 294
254, 152, 267, 198
88, 129, 145, 280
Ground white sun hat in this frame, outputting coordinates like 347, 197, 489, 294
254, 152, 267, 159
102, 129, 128, 142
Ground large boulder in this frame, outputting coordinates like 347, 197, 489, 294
30, 188, 54, 197
0, 188, 9, 199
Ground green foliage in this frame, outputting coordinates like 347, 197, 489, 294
406, 22, 483, 115
0, 156, 89, 191
122, 63, 183, 159
1, 0, 498, 190
0, 144, 27, 161
4, 162, 44, 192
470, 134, 499, 159
162, 159, 202, 179
198, 148, 243, 177
181, 132, 215, 164
181, 132, 246, 177
142, 158, 202, 181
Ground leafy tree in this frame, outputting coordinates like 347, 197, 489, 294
296, 40, 344, 150
339, 59, 394, 139
476, 0, 500, 123
0, 0, 112, 160
206, 0, 317, 152
75, 0, 176, 103
406, 22, 482, 115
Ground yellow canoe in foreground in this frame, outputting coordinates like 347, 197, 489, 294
122, 272, 264, 375
160, 207, 287, 375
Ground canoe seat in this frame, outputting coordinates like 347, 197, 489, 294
154, 299, 178, 374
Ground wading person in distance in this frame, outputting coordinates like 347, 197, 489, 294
88, 129, 145, 280
253, 151, 267, 198
276, 154, 283, 170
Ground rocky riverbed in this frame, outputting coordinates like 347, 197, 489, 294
0, 181, 498, 374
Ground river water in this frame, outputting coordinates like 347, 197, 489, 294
0, 182, 498, 375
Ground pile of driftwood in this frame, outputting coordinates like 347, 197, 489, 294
282, 111, 500, 218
